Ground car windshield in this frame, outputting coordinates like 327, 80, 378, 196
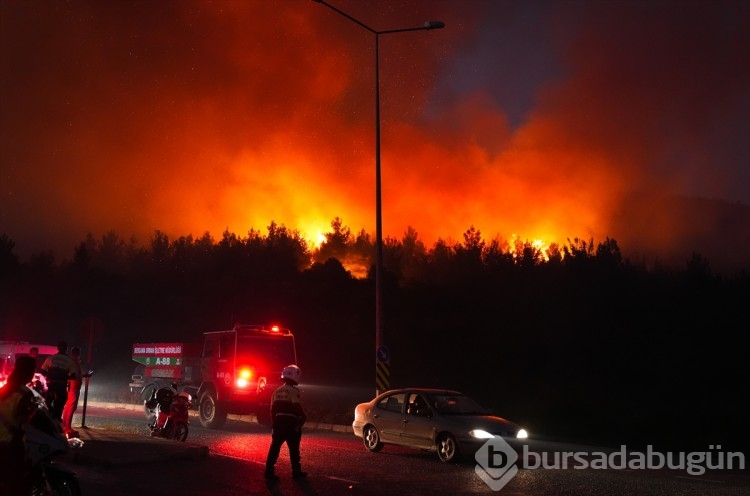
427, 393, 490, 415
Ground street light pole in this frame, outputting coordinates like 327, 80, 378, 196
313, 0, 444, 395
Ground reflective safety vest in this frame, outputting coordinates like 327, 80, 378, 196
41, 353, 76, 383
271, 384, 305, 421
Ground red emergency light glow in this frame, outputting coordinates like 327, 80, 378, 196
236, 367, 253, 388
271, 326, 280, 333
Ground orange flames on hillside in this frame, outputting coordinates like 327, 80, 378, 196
2, 2, 748, 272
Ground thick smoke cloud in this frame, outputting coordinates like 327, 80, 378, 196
2, 1, 748, 269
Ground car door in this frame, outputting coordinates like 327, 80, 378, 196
400, 393, 436, 449
373, 392, 407, 443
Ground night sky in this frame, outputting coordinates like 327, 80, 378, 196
2, 0, 749, 266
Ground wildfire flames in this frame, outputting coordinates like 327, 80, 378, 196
2, 1, 748, 271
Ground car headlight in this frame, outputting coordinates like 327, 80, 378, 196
469, 429, 494, 439
516, 428, 528, 439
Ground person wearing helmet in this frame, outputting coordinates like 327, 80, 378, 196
264, 364, 307, 480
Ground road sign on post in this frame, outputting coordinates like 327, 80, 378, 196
376, 346, 390, 393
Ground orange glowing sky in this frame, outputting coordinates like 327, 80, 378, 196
2, 1, 749, 268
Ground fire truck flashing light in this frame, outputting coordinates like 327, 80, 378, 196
236, 367, 253, 388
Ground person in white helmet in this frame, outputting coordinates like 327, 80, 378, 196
264, 364, 307, 480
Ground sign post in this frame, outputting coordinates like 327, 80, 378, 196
80, 317, 103, 428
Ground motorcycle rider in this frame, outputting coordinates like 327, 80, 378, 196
26, 346, 47, 395
264, 364, 307, 480
0, 355, 38, 495
40, 341, 77, 422
28, 346, 39, 366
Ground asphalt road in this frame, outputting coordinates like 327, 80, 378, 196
67, 404, 750, 496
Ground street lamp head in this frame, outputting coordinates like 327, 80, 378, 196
424, 20, 445, 30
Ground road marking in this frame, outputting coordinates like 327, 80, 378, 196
327, 476, 360, 484
213, 453, 263, 464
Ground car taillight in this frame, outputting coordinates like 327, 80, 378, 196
236, 368, 253, 388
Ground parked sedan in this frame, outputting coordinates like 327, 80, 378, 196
352, 388, 528, 463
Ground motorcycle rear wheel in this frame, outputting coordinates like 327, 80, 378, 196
171, 421, 189, 442
29, 470, 81, 496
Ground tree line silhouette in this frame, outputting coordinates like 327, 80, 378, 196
1, 218, 748, 452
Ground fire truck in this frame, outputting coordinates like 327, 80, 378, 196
0, 341, 59, 388
130, 324, 298, 428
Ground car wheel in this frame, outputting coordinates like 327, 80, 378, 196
362, 425, 384, 452
437, 433, 458, 463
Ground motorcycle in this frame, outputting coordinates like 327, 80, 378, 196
23, 388, 82, 496
145, 384, 191, 441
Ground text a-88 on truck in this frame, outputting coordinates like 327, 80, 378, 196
130, 324, 297, 428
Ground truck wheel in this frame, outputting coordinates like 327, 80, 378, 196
199, 392, 227, 429
141, 384, 158, 403
142, 385, 158, 422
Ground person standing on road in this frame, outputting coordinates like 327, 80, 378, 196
0, 355, 38, 495
40, 341, 77, 422
264, 364, 307, 480
61, 346, 92, 438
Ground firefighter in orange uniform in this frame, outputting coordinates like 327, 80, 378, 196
264, 364, 307, 480
61, 346, 92, 437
